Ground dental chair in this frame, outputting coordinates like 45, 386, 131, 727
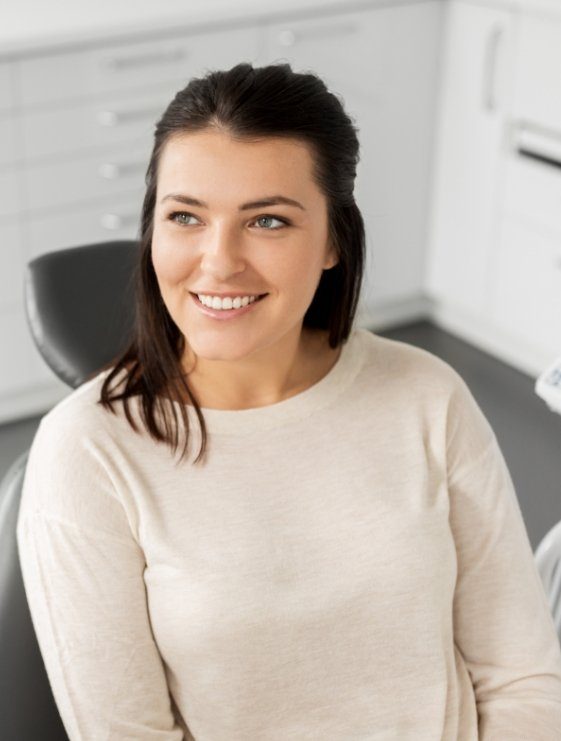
0, 240, 137, 741
1, 239, 561, 740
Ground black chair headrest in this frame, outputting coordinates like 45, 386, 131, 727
24, 240, 139, 390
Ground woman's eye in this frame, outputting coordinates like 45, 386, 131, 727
169, 211, 198, 226
253, 215, 288, 230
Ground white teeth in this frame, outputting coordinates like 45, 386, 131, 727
197, 294, 259, 310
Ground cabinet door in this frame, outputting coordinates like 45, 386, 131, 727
262, 2, 442, 313
0, 61, 19, 169
0, 308, 38, 395
493, 217, 561, 365
513, 12, 561, 134
425, 0, 513, 318
0, 221, 25, 308
0, 62, 15, 114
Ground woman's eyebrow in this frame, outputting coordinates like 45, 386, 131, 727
159, 193, 306, 211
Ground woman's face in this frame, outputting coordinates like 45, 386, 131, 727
151, 128, 338, 368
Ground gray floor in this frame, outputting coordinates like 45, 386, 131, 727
2, 319, 561, 550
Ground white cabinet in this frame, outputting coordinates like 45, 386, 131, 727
488, 10, 561, 364
0, 63, 15, 115
512, 13, 561, 133
425, 1, 561, 373
493, 218, 561, 356
0, 310, 39, 393
262, 2, 442, 312
425, 0, 514, 319
0, 222, 25, 308
0, 61, 28, 401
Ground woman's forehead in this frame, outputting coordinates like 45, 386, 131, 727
159, 130, 314, 173
156, 132, 320, 204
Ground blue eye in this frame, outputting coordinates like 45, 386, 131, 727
253, 215, 289, 230
169, 211, 198, 226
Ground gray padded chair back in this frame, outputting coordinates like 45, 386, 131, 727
0, 239, 138, 741
25, 239, 138, 388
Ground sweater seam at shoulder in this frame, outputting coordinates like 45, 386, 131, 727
19, 509, 139, 547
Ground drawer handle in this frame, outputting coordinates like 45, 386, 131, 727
97, 106, 163, 127
101, 212, 139, 231
482, 24, 503, 112
277, 22, 358, 47
98, 161, 147, 179
517, 147, 561, 171
102, 47, 187, 71
514, 121, 561, 171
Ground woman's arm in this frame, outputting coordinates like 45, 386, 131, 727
16, 413, 186, 741
446, 374, 561, 740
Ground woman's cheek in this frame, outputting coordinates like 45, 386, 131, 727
152, 239, 190, 283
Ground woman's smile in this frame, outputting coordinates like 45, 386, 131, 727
189, 291, 269, 321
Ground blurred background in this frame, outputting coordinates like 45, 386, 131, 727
1, 0, 561, 550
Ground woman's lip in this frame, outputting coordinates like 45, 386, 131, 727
189, 291, 268, 320
189, 292, 268, 298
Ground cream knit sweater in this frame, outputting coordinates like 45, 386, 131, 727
16, 326, 561, 740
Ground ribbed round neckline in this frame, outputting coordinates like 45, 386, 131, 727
168, 325, 370, 435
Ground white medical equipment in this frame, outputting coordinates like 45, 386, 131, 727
535, 355, 561, 415
534, 355, 561, 643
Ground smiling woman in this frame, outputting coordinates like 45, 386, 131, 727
16, 61, 561, 741
91, 61, 365, 463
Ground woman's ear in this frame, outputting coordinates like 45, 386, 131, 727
323, 243, 339, 270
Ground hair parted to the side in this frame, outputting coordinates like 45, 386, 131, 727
93, 61, 366, 467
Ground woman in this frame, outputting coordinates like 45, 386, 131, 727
16, 62, 561, 740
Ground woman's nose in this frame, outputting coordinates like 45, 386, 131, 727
199, 225, 246, 276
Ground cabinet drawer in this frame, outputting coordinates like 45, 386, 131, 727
19, 25, 260, 107
0, 164, 22, 218
0, 114, 19, 166
0, 220, 24, 308
0, 62, 15, 113
513, 14, 561, 132
492, 217, 561, 355
23, 146, 150, 212
503, 150, 561, 235
0, 307, 38, 395
22, 88, 172, 160
26, 190, 143, 260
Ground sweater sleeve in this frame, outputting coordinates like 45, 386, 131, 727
16, 415, 186, 741
446, 373, 561, 740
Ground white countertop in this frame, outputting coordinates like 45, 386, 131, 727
0, 0, 422, 58
1, 0, 560, 59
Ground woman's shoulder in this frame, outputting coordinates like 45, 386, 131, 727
352, 328, 470, 414
38, 365, 130, 442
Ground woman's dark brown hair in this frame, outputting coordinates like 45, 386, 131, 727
94, 61, 366, 466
